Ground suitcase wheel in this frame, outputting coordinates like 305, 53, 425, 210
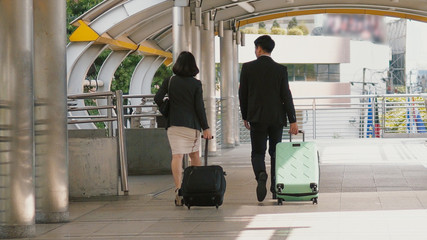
277, 198, 283, 205
310, 183, 318, 192
276, 183, 285, 193
312, 197, 318, 204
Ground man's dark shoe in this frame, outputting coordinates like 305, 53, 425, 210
256, 172, 268, 202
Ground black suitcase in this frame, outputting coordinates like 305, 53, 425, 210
181, 138, 226, 209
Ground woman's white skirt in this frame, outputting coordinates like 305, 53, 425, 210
167, 126, 200, 154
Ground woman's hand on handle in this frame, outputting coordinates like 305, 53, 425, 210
202, 129, 212, 139
289, 122, 299, 135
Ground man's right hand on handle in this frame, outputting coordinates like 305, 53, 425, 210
289, 122, 298, 135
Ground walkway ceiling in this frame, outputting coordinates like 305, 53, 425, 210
67, 0, 427, 101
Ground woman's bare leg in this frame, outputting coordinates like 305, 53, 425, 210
189, 151, 201, 166
171, 153, 183, 189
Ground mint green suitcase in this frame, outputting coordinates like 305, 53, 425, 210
275, 130, 319, 205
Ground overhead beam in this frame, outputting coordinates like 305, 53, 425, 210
69, 20, 173, 64
237, 8, 427, 28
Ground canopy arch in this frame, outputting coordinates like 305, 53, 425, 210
67, 0, 427, 129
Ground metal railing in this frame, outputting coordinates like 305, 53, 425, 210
122, 94, 162, 129
292, 94, 427, 139
67, 91, 129, 195
69, 92, 427, 151
216, 94, 427, 144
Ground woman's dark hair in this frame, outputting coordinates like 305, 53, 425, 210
254, 35, 275, 53
172, 51, 199, 77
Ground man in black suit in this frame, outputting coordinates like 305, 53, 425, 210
239, 35, 298, 202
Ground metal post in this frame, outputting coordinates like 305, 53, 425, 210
233, 32, 240, 146
191, 19, 201, 77
220, 29, 235, 148
173, 1, 191, 62
372, 97, 376, 137
0, 0, 35, 237
312, 99, 317, 139
115, 91, 129, 195
382, 97, 386, 137
201, 12, 217, 156
107, 95, 114, 137
33, 0, 69, 223
362, 67, 366, 95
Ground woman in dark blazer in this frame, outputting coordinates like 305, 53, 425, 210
154, 51, 212, 206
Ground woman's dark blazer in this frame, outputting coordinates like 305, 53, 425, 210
154, 75, 209, 131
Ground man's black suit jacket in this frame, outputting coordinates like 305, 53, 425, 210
155, 75, 209, 131
239, 56, 296, 126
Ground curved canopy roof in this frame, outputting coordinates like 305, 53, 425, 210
67, 0, 427, 96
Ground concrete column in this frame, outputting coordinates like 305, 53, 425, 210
33, 0, 69, 223
191, 19, 201, 78
0, 0, 36, 238
220, 30, 235, 148
173, 1, 191, 62
233, 33, 240, 146
201, 13, 217, 154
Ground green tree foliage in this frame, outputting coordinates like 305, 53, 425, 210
270, 27, 286, 35
258, 22, 266, 29
272, 20, 281, 29
151, 64, 173, 94
381, 97, 427, 133
241, 27, 258, 34
258, 28, 268, 34
66, 0, 103, 38
297, 24, 309, 35
287, 17, 298, 29
287, 28, 304, 35
111, 54, 143, 94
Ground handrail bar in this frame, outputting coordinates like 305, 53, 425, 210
293, 93, 426, 100
67, 91, 115, 99
68, 118, 116, 124
122, 94, 155, 99
124, 113, 161, 118
68, 115, 111, 119
66, 90, 129, 195
123, 104, 158, 108
68, 105, 115, 111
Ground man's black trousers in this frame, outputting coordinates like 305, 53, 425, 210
249, 122, 284, 189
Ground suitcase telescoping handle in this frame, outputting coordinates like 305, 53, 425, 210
203, 136, 214, 166
289, 130, 305, 142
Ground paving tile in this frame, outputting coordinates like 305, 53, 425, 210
37, 222, 109, 238
27, 140, 427, 240
320, 187, 342, 193
92, 221, 154, 235
342, 177, 375, 188
376, 186, 413, 192
374, 177, 409, 187
141, 221, 200, 234
341, 187, 377, 192
340, 194, 382, 211
379, 196, 423, 210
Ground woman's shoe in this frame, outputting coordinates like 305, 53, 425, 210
174, 188, 183, 206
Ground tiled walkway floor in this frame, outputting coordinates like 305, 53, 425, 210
11, 138, 427, 239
